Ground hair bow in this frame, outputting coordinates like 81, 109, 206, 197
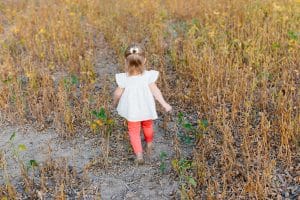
130, 47, 139, 54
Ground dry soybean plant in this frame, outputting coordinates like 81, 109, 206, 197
86, 0, 299, 198
0, 0, 299, 199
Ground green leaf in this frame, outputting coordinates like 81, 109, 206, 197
171, 159, 179, 170
91, 110, 98, 117
288, 30, 298, 40
191, 18, 200, 26
178, 112, 184, 124
18, 144, 27, 151
179, 159, 192, 170
178, 133, 193, 145
183, 122, 193, 130
3, 76, 12, 84
160, 162, 166, 173
9, 132, 16, 141
272, 42, 280, 49
187, 176, 197, 187
200, 119, 209, 128
185, 136, 193, 144
160, 151, 167, 159
29, 159, 38, 167
63, 77, 69, 85
71, 74, 79, 85
98, 107, 107, 120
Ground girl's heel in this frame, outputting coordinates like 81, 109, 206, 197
135, 153, 144, 165
135, 158, 145, 165
146, 142, 153, 158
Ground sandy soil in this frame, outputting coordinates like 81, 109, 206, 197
0, 120, 182, 199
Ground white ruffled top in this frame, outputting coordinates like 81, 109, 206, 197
115, 70, 159, 122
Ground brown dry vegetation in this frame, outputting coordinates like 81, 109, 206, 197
0, 0, 299, 199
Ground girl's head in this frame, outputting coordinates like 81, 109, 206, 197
124, 44, 146, 75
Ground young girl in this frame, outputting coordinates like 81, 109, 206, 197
113, 44, 172, 164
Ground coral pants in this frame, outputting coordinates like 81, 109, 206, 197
127, 120, 154, 154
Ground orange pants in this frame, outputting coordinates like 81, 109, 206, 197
127, 120, 154, 154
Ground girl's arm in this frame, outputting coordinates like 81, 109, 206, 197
113, 87, 124, 107
149, 83, 172, 112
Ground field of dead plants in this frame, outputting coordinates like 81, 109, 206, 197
0, 0, 299, 199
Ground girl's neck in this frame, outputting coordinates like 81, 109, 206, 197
128, 70, 143, 76
131, 72, 141, 76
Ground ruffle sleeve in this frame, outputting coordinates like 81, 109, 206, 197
115, 73, 126, 88
148, 70, 159, 84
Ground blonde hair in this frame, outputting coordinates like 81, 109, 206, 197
124, 44, 146, 76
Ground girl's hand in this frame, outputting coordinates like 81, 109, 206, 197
164, 103, 172, 112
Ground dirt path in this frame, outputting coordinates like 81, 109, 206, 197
0, 32, 189, 199
89, 32, 182, 199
